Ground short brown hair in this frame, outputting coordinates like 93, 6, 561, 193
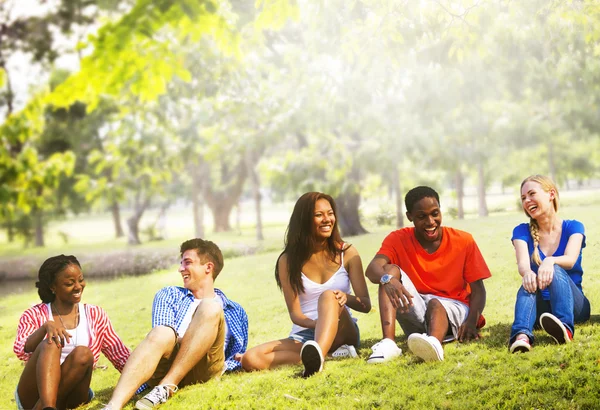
180, 238, 224, 280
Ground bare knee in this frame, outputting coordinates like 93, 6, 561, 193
68, 346, 94, 369
241, 347, 263, 372
425, 299, 448, 325
145, 325, 177, 348
318, 290, 336, 303
194, 299, 223, 322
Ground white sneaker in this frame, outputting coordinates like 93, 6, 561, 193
331, 344, 358, 359
367, 338, 402, 364
301, 340, 324, 377
407, 333, 444, 362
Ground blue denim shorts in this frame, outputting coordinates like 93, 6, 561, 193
15, 387, 94, 409
289, 320, 361, 348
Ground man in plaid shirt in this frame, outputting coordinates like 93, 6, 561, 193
103, 238, 248, 410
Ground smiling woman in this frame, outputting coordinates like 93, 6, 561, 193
509, 175, 591, 353
12, 255, 130, 410
241, 192, 372, 377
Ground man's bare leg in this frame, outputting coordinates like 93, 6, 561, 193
106, 326, 176, 409
425, 299, 450, 343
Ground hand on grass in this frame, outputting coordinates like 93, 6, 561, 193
457, 322, 479, 342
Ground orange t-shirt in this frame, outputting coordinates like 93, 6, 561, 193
377, 227, 491, 306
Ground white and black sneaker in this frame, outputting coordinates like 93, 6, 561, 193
367, 338, 403, 364
301, 340, 324, 377
331, 344, 358, 359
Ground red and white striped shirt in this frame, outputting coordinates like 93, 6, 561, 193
14, 303, 130, 372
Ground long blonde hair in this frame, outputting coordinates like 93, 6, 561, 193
520, 174, 559, 265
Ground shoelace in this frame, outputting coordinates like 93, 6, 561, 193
147, 384, 179, 403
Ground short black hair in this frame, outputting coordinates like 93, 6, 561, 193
405, 186, 440, 213
36, 255, 81, 303
180, 238, 224, 280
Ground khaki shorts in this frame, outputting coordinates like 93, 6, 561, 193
147, 309, 225, 388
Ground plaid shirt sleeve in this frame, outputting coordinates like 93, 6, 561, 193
218, 290, 249, 372
151, 287, 179, 328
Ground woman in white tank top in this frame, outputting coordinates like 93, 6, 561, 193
240, 192, 371, 377
14, 255, 130, 410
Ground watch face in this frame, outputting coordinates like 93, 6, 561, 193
381, 274, 392, 284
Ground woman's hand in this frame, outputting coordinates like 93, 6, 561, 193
537, 259, 555, 290
45, 320, 71, 347
522, 271, 538, 293
332, 290, 347, 307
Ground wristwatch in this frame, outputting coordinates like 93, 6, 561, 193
380, 274, 393, 285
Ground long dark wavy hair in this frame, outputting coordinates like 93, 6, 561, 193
275, 192, 346, 296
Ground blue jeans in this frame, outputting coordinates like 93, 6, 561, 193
510, 265, 590, 344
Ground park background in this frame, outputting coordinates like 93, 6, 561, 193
1, 0, 600, 408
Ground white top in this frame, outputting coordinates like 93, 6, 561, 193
290, 251, 355, 336
176, 295, 228, 342
47, 302, 90, 365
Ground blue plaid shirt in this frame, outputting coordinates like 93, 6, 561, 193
151, 286, 248, 371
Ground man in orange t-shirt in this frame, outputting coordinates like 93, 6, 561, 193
366, 186, 491, 363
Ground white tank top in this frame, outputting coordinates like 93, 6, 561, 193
47, 303, 90, 365
290, 250, 355, 336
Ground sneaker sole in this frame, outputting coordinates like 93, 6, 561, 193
408, 336, 443, 362
509, 340, 531, 354
301, 343, 323, 377
540, 315, 570, 344
135, 400, 153, 410
366, 355, 387, 364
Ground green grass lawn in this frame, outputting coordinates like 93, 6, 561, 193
2, 200, 600, 409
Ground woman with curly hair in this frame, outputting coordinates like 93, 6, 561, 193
14, 255, 130, 410
241, 192, 371, 377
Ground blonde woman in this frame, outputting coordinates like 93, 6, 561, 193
509, 175, 591, 353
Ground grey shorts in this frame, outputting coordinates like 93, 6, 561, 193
288, 320, 361, 347
396, 270, 469, 342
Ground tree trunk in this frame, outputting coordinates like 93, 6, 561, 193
127, 196, 150, 245
111, 200, 124, 238
212, 199, 235, 232
7, 219, 14, 243
204, 159, 248, 233
391, 163, 404, 228
477, 160, 488, 217
246, 151, 264, 241
336, 189, 368, 237
34, 210, 44, 247
455, 169, 465, 220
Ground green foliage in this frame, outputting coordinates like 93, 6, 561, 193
374, 206, 395, 226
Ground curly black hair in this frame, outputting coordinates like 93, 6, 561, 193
405, 186, 440, 213
36, 255, 81, 303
